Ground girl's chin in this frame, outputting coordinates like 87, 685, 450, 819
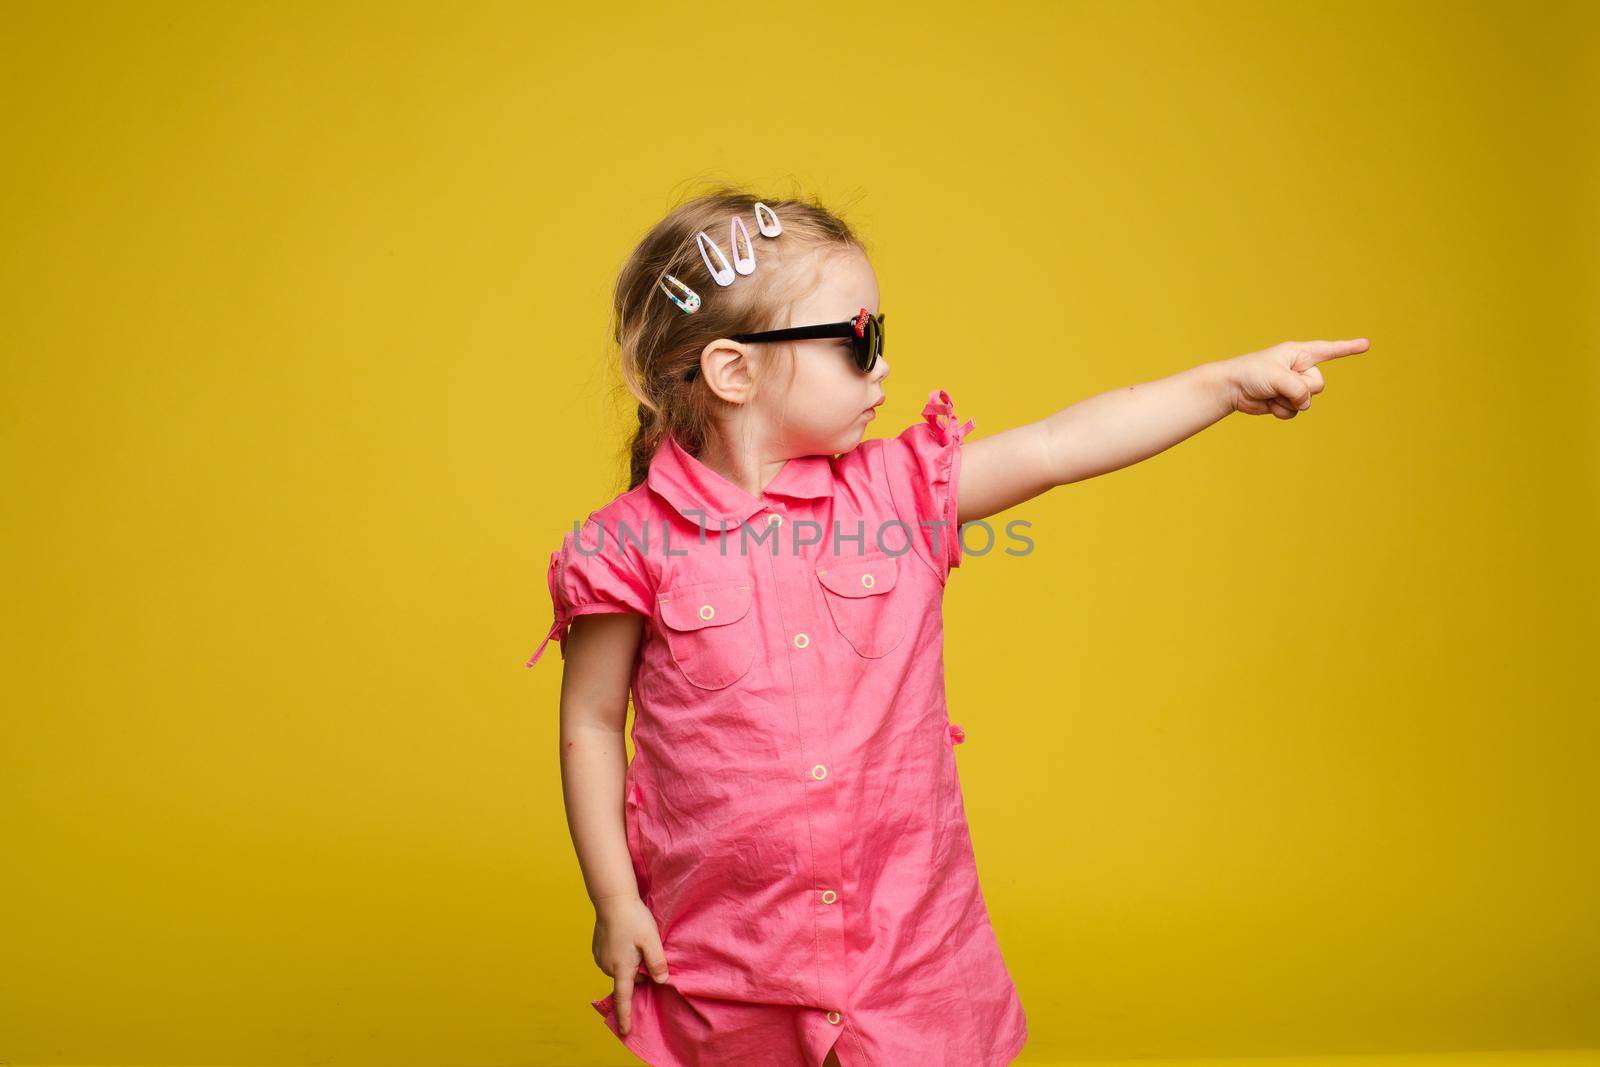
829, 427, 870, 454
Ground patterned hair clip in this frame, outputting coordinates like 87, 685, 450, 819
659, 273, 701, 314
754, 201, 782, 237
730, 215, 756, 276
696, 231, 735, 287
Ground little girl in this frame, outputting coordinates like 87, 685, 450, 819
525, 187, 1369, 1067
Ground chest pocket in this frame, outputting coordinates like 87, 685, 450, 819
656, 580, 757, 689
816, 552, 906, 658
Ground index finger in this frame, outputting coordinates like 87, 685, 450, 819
615, 971, 636, 1035
1294, 338, 1370, 368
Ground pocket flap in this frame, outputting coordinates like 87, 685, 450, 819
816, 554, 899, 599
657, 581, 754, 632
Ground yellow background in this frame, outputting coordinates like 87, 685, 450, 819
2, 1, 1596, 1064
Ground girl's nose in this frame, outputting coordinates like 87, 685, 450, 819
870, 356, 890, 383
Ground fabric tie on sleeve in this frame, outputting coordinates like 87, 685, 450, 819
525, 519, 654, 668
524, 551, 566, 668
921, 390, 976, 530
922, 388, 977, 446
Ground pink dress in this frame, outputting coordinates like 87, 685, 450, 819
526, 389, 1028, 1067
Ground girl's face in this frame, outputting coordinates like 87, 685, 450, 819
755, 244, 890, 457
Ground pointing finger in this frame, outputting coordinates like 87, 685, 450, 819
1295, 338, 1369, 368
615, 972, 635, 1035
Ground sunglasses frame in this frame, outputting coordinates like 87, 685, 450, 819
683, 307, 885, 382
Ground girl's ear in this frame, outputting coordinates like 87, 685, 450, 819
695, 339, 756, 404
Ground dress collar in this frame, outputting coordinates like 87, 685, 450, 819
646, 430, 834, 530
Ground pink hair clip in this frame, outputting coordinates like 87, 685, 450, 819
659, 273, 701, 314
730, 215, 756, 276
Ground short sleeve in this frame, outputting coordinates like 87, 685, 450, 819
878, 388, 977, 585
524, 518, 653, 668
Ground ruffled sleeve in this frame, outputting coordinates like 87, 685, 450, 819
879, 388, 976, 585
524, 518, 653, 668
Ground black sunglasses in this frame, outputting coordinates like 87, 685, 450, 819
684, 308, 885, 382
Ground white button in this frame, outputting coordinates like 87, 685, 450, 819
698, 604, 715, 620
768, 512, 783, 527
860, 573, 875, 588
821, 889, 837, 904
825, 1010, 842, 1024
794, 632, 809, 648
811, 764, 827, 780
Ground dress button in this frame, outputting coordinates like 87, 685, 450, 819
811, 764, 827, 780
698, 604, 715, 621
768, 512, 784, 527
793, 632, 809, 648
860, 573, 875, 588
821, 889, 837, 904
825, 1010, 842, 1025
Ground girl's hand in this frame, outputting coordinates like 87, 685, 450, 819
1221, 339, 1370, 419
592, 892, 670, 1036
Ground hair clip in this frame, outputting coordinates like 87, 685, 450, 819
696, 231, 735, 287
730, 215, 756, 276
754, 202, 782, 237
659, 273, 701, 314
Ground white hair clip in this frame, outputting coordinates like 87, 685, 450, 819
730, 215, 756, 276
659, 273, 701, 314
696, 231, 735, 287
754, 202, 782, 237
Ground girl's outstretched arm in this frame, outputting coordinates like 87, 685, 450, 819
957, 338, 1370, 524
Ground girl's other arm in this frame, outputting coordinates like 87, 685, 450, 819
957, 338, 1370, 524
559, 612, 665, 1036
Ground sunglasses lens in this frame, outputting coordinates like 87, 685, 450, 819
856, 315, 881, 372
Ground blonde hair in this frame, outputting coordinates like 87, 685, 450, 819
611, 182, 866, 489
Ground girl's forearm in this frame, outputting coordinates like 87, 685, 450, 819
561, 718, 642, 905
1041, 359, 1235, 485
